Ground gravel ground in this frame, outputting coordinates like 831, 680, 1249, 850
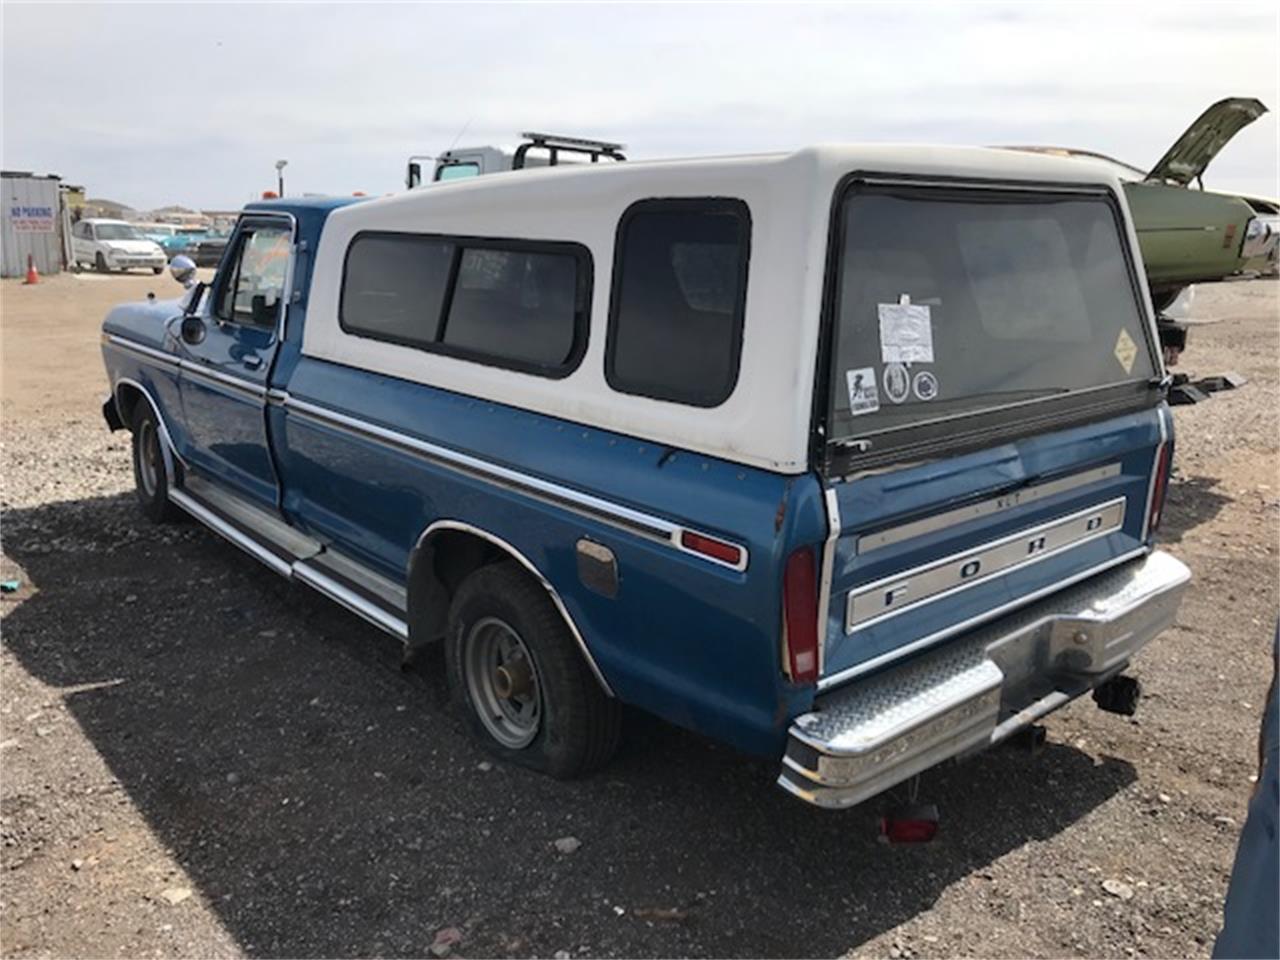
1, 272, 1276, 959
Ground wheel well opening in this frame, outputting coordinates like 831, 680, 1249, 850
406, 529, 511, 648
114, 383, 143, 429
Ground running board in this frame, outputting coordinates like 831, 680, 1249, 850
169, 480, 408, 642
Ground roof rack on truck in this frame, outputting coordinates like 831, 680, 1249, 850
406, 131, 626, 188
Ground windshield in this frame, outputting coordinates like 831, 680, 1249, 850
95, 223, 142, 240
826, 184, 1156, 445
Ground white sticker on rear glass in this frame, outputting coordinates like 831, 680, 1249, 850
912, 370, 939, 401
878, 300, 934, 364
1114, 328, 1138, 375
846, 367, 880, 416
882, 362, 910, 404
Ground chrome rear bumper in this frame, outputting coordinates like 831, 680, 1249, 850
778, 550, 1190, 809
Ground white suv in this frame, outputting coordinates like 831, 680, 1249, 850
71, 219, 167, 274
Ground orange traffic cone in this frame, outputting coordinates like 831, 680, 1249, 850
23, 254, 39, 285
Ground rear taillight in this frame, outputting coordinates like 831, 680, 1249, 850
782, 547, 819, 684
1147, 442, 1172, 534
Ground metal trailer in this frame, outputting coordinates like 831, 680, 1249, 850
2, 171, 64, 278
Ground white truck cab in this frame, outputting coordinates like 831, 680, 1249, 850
406, 132, 625, 189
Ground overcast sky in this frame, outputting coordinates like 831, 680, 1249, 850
3, 2, 1276, 210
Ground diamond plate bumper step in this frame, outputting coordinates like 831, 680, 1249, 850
778, 550, 1190, 809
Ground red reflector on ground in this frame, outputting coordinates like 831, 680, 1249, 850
679, 530, 742, 567
880, 804, 940, 844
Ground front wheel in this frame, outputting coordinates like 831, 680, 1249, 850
446, 562, 620, 778
151, 266, 163, 275
95, 252, 110, 273
130, 404, 182, 523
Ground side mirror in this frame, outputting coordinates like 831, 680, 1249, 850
180, 315, 207, 346
407, 162, 421, 189
169, 255, 197, 288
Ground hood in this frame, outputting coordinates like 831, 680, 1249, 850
1146, 97, 1268, 186
106, 239, 164, 255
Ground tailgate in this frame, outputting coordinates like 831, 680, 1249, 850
819, 406, 1167, 688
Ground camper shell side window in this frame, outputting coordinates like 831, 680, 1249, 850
605, 198, 751, 408
339, 231, 592, 379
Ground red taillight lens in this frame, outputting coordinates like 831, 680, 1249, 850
782, 547, 819, 683
679, 530, 743, 568
1148, 443, 1172, 534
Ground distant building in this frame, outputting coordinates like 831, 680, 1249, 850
1, 170, 68, 277
202, 210, 241, 233
82, 197, 138, 221
146, 205, 209, 227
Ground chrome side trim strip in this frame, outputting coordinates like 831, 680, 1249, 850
286, 394, 749, 573
856, 462, 1123, 553
415, 520, 615, 697
168, 488, 293, 577
1140, 406, 1169, 543
846, 497, 1126, 633
817, 545, 1150, 691
180, 361, 267, 399
107, 341, 749, 572
292, 561, 409, 641
105, 334, 180, 368
106, 334, 267, 401
816, 487, 841, 675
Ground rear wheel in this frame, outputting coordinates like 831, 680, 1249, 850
446, 562, 620, 778
130, 404, 181, 523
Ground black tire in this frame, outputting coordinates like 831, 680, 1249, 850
95, 252, 110, 273
130, 403, 182, 523
152, 266, 163, 275
446, 562, 620, 778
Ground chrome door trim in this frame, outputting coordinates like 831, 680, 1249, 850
104, 334, 180, 369
816, 487, 841, 675
285, 394, 749, 573
846, 497, 1126, 633
415, 520, 615, 697
856, 462, 1123, 554
818, 544, 1151, 691
107, 333, 268, 401
180, 360, 268, 400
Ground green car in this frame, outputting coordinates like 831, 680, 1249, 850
1005, 97, 1278, 311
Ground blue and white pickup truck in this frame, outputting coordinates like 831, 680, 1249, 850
100, 145, 1190, 808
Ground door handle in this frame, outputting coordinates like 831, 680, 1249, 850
242, 355, 262, 370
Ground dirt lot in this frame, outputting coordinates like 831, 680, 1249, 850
1, 270, 1277, 959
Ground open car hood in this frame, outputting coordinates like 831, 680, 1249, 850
1145, 97, 1268, 186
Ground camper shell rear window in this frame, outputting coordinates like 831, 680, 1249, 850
820, 179, 1160, 472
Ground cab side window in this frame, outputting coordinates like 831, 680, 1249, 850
216, 223, 292, 328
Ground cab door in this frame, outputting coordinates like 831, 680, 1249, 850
176, 214, 293, 508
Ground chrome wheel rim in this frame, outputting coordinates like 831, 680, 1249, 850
463, 616, 542, 749
137, 420, 159, 497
